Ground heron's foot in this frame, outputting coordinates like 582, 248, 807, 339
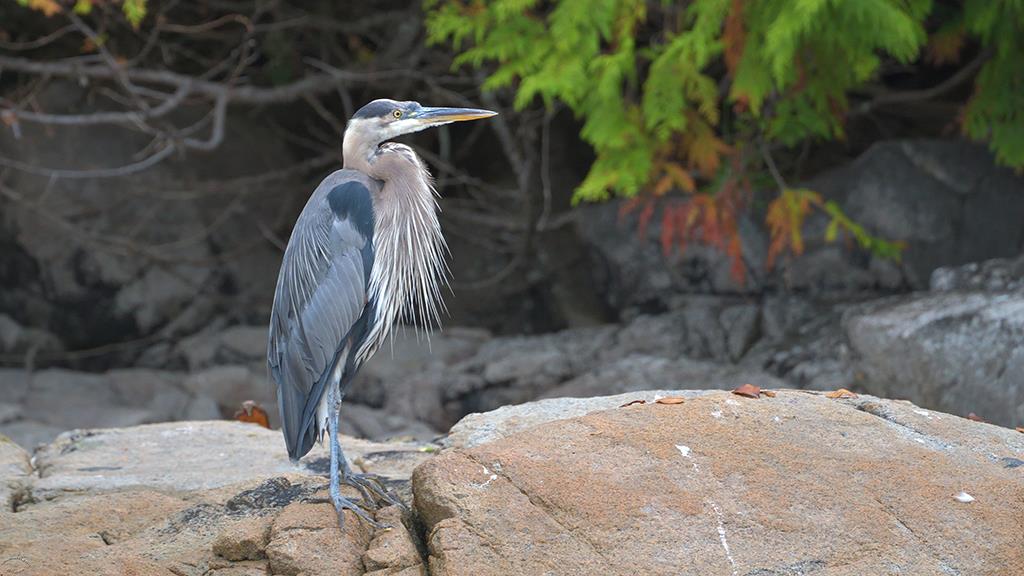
342, 471, 406, 511
329, 485, 388, 530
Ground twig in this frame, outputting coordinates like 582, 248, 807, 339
851, 51, 990, 117
0, 144, 175, 179
4, 83, 191, 126
0, 55, 410, 105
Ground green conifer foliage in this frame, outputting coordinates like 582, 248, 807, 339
426, 0, 1023, 273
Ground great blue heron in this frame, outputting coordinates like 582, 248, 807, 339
267, 99, 496, 528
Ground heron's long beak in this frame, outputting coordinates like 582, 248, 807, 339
414, 106, 497, 126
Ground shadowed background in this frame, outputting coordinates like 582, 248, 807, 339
1, 0, 1022, 449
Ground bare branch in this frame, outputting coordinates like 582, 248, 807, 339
3, 83, 191, 126
852, 51, 990, 117
0, 55, 412, 105
0, 25, 75, 50
0, 144, 176, 179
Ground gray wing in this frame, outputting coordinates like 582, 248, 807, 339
268, 177, 375, 461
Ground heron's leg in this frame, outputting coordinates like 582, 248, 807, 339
331, 411, 406, 511
327, 388, 385, 529
340, 456, 407, 510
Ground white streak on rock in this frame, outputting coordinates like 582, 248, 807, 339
709, 500, 738, 575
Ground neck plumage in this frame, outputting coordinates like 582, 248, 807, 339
350, 142, 449, 364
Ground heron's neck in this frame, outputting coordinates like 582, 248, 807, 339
353, 144, 449, 364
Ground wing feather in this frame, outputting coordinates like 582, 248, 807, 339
268, 173, 376, 460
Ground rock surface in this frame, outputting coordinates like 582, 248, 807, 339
1, 421, 434, 576
845, 291, 1024, 427
416, 390, 1024, 576
931, 254, 1024, 293
3, 392, 1023, 575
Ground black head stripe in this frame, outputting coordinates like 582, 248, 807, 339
352, 99, 398, 120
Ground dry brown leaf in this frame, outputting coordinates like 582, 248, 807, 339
1016, 427, 1024, 434
761, 390, 777, 398
967, 412, 985, 423
620, 399, 646, 407
732, 383, 761, 398
825, 388, 857, 399
234, 400, 270, 429
656, 397, 685, 405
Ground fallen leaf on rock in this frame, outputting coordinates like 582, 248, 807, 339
234, 400, 270, 429
732, 384, 761, 398
953, 491, 975, 503
761, 390, 777, 398
620, 399, 646, 407
825, 389, 858, 399
1017, 427, 1024, 434
967, 413, 985, 422
656, 397, 685, 405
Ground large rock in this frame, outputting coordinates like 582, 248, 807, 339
845, 291, 1024, 427
1, 420, 435, 575
30, 421, 431, 500
1, 368, 201, 449
0, 435, 31, 509
931, 254, 1024, 293
434, 302, 771, 427
414, 390, 1024, 575
446, 389, 719, 449
803, 140, 1024, 290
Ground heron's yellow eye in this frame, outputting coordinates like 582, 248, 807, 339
393, 110, 402, 119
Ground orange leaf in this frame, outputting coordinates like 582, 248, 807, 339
234, 400, 270, 429
653, 174, 674, 196
686, 126, 730, 177
723, 0, 745, 75
765, 188, 821, 269
618, 197, 641, 222
637, 199, 656, 240
24, 0, 62, 16
656, 397, 685, 405
761, 390, 776, 398
966, 412, 985, 423
620, 399, 646, 407
726, 232, 745, 284
926, 27, 965, 66
1016, 427, 1024, 434
660, 206, 676, 257
732, 383, 761, 398
825, 389, 858, 399
663, 162, 696, 193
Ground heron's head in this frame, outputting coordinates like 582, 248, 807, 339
345, 99, 497, 148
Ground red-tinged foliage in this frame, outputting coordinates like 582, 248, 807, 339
637, 198, 656, 240
926, 26, 965, 65
765, 188, 822, 269
723, 0, 745, 76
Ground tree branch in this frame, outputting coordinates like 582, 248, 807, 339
851, 51, 990, 117
0, 55, 411, 105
